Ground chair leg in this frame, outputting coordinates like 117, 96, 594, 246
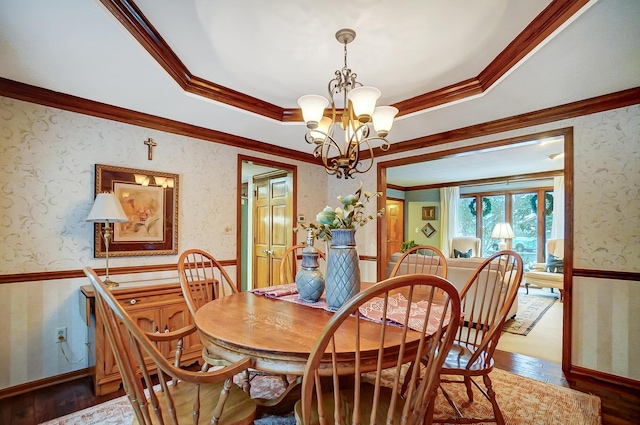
400, 361, 417, 396
279, 374, 289, 387
483, 374, 505, 425
424, 385, 439, 425
241, 369, 251, 394
464, 376, 474, 402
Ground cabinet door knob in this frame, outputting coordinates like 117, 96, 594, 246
155, 326, 159, 333
164, 325, 169, 333
129, 299, 137, 305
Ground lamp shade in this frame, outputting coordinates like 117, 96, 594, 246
310, 116, 332, 143
297, 94, 329, 128
347, 86, 381, 122
372, 105, 399, 137
491, 222, 514, 239
86, 193, 128, 223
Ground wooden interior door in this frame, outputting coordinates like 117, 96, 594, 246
386, 198, 404, 262
252, 172, 292, 288
253, 178, 270, 289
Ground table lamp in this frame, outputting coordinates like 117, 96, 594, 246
491, 222, 514, 251
86, 192, 129, 288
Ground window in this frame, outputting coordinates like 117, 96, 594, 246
457, 197, 476, 237
459, 188, 553, 270
481, 195, 505, 256
511, 192, 538, 269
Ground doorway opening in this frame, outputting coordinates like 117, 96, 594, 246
377, 127, 573, 370
237, 155, 297, 291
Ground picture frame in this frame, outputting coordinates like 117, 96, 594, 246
422, 206, 436, 221
93, 164, 179, 257
421, 222, 436, 238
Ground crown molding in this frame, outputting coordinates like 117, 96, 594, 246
99, 0, 590, 121
375, 86, 640, 159
0, 77, 316, 164
2, 77, 638, 168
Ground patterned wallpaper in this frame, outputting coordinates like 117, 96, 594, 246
573, 107, 640, 272
0, 96, 328, 274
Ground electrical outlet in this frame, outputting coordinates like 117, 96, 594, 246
56, 327, 67, 343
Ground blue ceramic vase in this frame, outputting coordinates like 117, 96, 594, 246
295, 230, 325, 302
325, 228, 361, 310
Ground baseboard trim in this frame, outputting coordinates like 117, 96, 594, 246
569, 365, 640, 391
0, 369, 89, 400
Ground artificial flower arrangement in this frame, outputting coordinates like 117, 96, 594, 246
302, 182, 385, 241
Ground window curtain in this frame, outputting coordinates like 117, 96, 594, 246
551, 176, 565, 239
439, 186, 460, 258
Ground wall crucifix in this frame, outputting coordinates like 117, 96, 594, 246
144, 138, 157, 160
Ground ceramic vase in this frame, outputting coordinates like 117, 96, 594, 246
325, 228, 361, 310
295, 230, 325, 302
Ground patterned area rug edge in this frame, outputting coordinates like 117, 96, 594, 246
502, 293, 558, 335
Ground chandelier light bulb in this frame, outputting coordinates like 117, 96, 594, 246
297, 94, 329, 129
310, 116, 332, 143
347, 86, 381, 123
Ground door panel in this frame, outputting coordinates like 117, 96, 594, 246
386, 199, 404, 263
270, 186, 288, 285
253, 174, 293, 288
162, 303, 197, 355
253, 179, 270, 288
105, 308, 160, 375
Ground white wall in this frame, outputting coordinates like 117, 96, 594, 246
0, 96, 329, 389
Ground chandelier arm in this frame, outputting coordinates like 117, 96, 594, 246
313, 132, 347, 178
350, 139, 375, 175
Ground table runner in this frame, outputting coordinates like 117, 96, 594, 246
251, 283, 329, 308
251, 284, 450, 332
358, 293, 452, 333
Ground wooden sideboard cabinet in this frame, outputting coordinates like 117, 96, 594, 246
80, 282, 206, 396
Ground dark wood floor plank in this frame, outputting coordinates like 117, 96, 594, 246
0, 391, 35, 425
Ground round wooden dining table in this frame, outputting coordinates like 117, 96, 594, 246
194, 291, 423, 376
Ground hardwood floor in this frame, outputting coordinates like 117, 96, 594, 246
1, 350, 638, 424
0, 376, 125, 425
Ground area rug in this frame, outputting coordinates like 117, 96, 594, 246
432, 368, 600, 424
40, 368, 599, 425
502, 292, 557, 335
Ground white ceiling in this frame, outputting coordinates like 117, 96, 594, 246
1, 0, 639, 186
387, 135, 565, 187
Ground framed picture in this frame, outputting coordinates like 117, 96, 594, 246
421, 223, 436, 238
422, 206, 436, 221
93, 164, 179, 257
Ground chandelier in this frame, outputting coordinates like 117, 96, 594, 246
297, 28, 399, 179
